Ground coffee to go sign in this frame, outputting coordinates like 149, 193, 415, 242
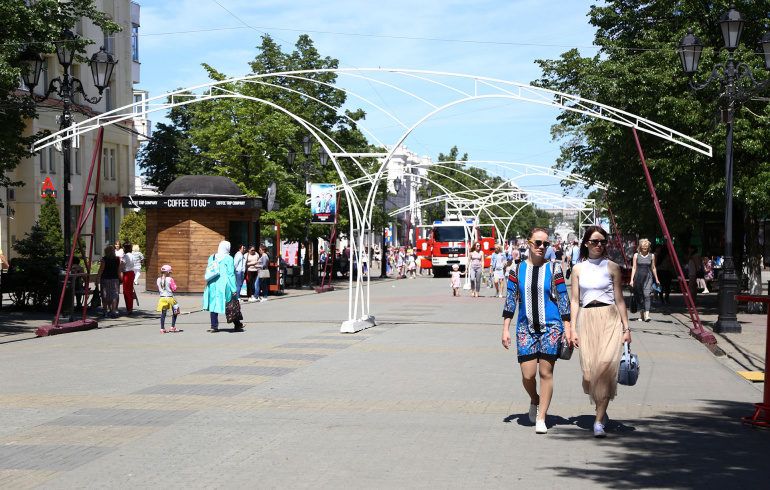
121, 196, 265, 210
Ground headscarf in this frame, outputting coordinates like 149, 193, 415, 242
216, 240, 230, 259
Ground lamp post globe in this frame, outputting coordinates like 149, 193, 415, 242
718, 5, 746, 51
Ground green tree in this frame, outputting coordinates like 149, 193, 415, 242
0, 0, 119, 205
136, 34, 370, 244
119, 210, 146, 253
531, 1, 770, 300
39, 194, 63, 262
11, 221, 60, 307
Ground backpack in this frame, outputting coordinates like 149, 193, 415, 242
205, 254, 222, 283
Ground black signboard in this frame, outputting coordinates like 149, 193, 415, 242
122, 195, 265, 210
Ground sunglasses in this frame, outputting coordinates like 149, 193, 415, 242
586, 239, 608, 246
528, 240, 550, 248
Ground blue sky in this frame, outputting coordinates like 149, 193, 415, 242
135, 0, 600, 196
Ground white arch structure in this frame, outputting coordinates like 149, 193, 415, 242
32, 69, 711, 333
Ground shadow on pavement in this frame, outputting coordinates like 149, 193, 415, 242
546, 400, 769, 488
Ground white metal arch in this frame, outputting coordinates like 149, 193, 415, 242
31, 69, 710, 333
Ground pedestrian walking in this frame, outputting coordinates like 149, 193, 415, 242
568, 225, 631, 438
246, 245, 259, 302
96, 244, 121, 318
256, 245, 270, 301
234, 244, 246, 301
502, 227, 571, 434
131, 244, 144, 285
469, 241, 484, 297
120, 242, 135, 316
450, 264, 465, 296
630, 238, 659, 322
490, 245, 507, 298
406, 250, 416, 278
156, 265, 179, 333
203, 241, 244, 332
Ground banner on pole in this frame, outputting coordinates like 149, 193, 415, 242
310, 184, 336, 224
385, 222, 393, 244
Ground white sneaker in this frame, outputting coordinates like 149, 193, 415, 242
248, 297, 257, 303
593, 422, 606, 438
528, 403, 539, 424
260, 297, 268, 302
535, 419, 547, 434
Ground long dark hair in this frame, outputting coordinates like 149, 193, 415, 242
578, 226, 609, 261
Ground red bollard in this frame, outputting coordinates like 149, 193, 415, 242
735, 295, 770, 428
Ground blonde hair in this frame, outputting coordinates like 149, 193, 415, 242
638, 238, 651, 253
494, 245, 502, 253
132, 244, 140, 252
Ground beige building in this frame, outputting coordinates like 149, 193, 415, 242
2, 1, 147, 261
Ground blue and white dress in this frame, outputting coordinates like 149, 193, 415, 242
503, 261, 570, 362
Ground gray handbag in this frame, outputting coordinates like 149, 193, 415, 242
618, 341, 639, 386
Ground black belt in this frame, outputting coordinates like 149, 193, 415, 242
584, 302, 612, 308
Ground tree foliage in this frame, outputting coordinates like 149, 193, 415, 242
119, 210, 146, 253
0, 0, 120, 205
39, 194, 63, 262
10, 221, 60, 307
531, 0, 770, 295
137, 34, 372, 242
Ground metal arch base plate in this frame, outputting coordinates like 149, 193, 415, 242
340, 316, 377, 334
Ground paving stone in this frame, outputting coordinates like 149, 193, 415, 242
132, 384, 256, 397
46, 408, 193, 427
277, 342, 353, 350
191, 365, 295, 377
241, 352, 326, 361
0, 445, 115, 471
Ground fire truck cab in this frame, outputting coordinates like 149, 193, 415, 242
416, 219, 496, 277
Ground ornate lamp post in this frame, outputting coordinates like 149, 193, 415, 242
677, 5, 770, 333
393, 176, 402, 247
287, 137, 329, 288
20, 27, 118, 269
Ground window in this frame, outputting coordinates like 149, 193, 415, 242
7, 188, 16, 201
105, 207, 116, 245
110, 149, 116, 180
103, 148, 109, 179
132, 24, 139, 61
133, 93, 144, 114
74, 147, 80, 175
103, 30, 114, 54
71, 205, 81, 234
48, 147, 55, 173
40, 148, 46, 173
104, 86, 113, 112
40, 59, 49, 97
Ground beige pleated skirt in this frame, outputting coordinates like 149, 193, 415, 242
578, 305, 624, 405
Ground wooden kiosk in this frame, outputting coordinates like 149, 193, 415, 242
122, 175, 277, 293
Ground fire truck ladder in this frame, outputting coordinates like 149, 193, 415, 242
37, 127, 105, 336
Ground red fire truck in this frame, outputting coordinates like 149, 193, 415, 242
415, 219, 496, 277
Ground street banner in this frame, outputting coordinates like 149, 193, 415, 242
385, 222, 393, 244
282, 240, 299, 266
310, 183, 336, 224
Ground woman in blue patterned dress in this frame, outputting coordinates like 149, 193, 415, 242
502, 227, 571, 434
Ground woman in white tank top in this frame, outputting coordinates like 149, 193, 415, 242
567, 226, 631, 438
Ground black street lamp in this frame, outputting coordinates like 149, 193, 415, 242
287, 137, 329, 288
677, 5, 770, 333
21, 27, 118, 270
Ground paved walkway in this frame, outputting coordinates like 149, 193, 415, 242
0, 273, 767, 488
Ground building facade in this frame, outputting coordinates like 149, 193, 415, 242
382, 145, 431, 248
2, 1, 147, 261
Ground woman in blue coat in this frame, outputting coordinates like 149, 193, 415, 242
203, 241, 244, 332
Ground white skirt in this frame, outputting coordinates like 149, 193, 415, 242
493, 270, 505, 279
